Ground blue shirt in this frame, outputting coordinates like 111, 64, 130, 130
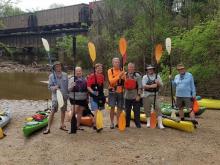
173, 72, 196, 97
48, 72, 68, 100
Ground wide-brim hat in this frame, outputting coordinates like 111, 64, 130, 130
53, 61, 61, 66
145, 65, 155, 70
176, 63, 185, 70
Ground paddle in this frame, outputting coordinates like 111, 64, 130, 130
41, 38, 64, 110
150, 44, 163, 129
70, 36, 77, 134
118, 37, 127, 131
88, 41, 103, 131
165, 38, 175, 108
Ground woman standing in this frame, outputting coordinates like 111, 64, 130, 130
87, 63, 105, 132
68, 66, 88, 132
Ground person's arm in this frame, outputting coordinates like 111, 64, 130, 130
108, 69, 120, 85
87, 75, 98, 96
68, 77, 75, 92
190, 74, 196, 97
48, 74, 58, 92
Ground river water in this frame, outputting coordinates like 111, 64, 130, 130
0, 72, 50, 100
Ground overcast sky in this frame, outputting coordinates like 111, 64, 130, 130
15, 0, 93, 11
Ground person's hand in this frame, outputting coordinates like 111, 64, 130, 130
71, 81, 76, 87
135, 95, 141, 102
51, 85, 59, 91
93, 91, 99, 96
155, 80, 160, 86
169, 75, 172, 80
119, 71, 125, 78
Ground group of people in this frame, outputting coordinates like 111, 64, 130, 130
43, 57, 196, 134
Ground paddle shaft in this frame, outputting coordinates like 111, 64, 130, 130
153, 67, 158, 109
169, 53, 175, 108
70, 35, 77, 133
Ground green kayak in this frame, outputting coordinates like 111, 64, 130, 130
23, 111, 48, 137
161, 103, 206, 117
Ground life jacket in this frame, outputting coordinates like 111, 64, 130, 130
108, 68, 124, 93
71, 77, 87, 93
124, 72, 139, 90
145, 74, 159, 92
32, 114, 46, 121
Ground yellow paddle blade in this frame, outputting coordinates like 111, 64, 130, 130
88, 42, 96, 62
118, 111, 126, 131
57, 89, 64, 109
165, 38, 171, 55
0, 127, 5, 139
96, 110, 103, 129
119, 37, 127, 56
155, 44, 163, 64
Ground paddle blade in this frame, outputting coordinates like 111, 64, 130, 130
88, 42, 96, 62
155, 44, 163, 64
150, 111, 157, 129
96, 110, 103, 129
192, 99, 199, 113
119, 37, 127, 56
57, 89, 64, 109
118, 111, 126, 131
70, 114, 77, 133
41, 38, 50, 52
165, 38, 171, 55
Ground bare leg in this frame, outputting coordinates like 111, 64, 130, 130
110, 107, 115, 125
117, 108, 122, 125
43, 111, 55, 134
179, 107, 184, 119
60, 111, 66, 128
190, 110, 195, 120
76, 106, 84, 129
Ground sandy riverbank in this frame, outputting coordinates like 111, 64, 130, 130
0, 99, 220, 165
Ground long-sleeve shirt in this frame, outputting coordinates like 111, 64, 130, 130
48, 72, 68, 101
142, 73, 163, 97
173, 72, 196, 97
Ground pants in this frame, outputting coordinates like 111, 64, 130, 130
143, 95, 162, 117
125, 99, 141, 128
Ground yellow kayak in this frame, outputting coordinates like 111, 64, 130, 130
198, 99, 220, 109
130, 111, 195, 133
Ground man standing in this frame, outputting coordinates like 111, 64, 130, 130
43, 61, 68, 134
107, 57, 125, 129
124, 63, 142, 128
171, 64, 196, 120
142, 65, 164, 129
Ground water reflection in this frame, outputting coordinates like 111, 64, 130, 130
0, 72, 50, 100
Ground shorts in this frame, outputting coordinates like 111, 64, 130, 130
108, 92, 124, 109
69, 99, 88, 107
90, 97, 104, 111
51, 99, 67, 112
176, 97, 192, 109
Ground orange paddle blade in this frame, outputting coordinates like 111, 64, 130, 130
193, 99, 199, 113
88, 42, 96, 62
155, 44, 163, 64
118, 111, 126, 131
119, 37, 127, 56
150, 111, 157, 129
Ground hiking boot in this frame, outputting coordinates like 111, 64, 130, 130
158, 116, 165, 129
146, 117, 150, 128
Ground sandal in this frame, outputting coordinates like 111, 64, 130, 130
43, 129, 50, 134
77, 128, 84, 131
59, 126, 68, 131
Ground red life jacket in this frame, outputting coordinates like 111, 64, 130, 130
124, 72, 138, 90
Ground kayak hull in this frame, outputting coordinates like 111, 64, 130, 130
131, 111, 195, 132
0, 107, 11, 128
161, 104, 206, 117
197, 99, 220, 109
23, 118, 48, 137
